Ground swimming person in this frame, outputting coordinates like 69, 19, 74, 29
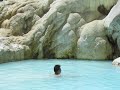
54, 65, 61, 75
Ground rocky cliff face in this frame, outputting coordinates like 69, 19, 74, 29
0, 0, 118, 63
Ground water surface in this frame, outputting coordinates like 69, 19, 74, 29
0, 59, 120, 90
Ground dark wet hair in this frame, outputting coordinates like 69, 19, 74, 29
54, 65, 61, 75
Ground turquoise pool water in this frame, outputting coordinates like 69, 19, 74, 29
0, 60, 120, 90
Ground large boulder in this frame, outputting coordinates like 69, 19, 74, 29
0, 37, 31, 63
76, 20, 112, 60
112, 57, 120, 66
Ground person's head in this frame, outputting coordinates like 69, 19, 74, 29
54, 65, 61, 75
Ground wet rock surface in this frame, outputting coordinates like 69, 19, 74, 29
0, 0, 118, 63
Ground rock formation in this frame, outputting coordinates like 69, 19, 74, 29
0, 0, 119, 63
112, 57, 120, 66
76, 20, 112, 60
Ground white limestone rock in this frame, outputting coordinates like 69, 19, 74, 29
112, 57, 120, 66
0, 28, 12, 36
0, 0, 118, 62
50, 13, 85, 58
0, 37, 31, 63
77, 20, 112, 60
104, 0, 120, 59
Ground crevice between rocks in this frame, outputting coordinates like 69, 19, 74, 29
106, 35, 120, 59
42, 14, 69, 59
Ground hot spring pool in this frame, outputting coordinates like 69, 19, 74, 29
0, 59, 120, 90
